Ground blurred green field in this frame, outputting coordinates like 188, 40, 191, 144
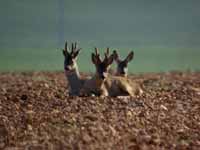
0, 47, 199, 73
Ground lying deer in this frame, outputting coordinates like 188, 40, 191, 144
113, 50, 134, 77
80, 48, 142, 97
62, 41, 85, 96
113, 50, 143, 95
79, 48, 113, 96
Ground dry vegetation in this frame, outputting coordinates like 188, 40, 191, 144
0, 71, 200, 150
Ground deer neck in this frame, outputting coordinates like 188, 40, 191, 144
65, 64, 82, 95
92, 73, 105, 88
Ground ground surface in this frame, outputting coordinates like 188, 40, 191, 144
0, 71, 200, 150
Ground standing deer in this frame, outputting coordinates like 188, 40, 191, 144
113, 50, 134, 77
80, 48, 142, 97
62, 41, 84, 96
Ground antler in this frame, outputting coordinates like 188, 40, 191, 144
71, 43, 75, 53
113, 50, 120, 59
95, 47, 102, 62
103, 47, 112, 64
95, 47, 99, 55
70, 42, 81, 54
104, 47, 110, 59
75, 42, 77, 49
64, 41, 68, 52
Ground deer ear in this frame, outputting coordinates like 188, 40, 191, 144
106, 54, 114, 66
73, 48, 82, 59
125, 51, 134, 63
113, 50, 121, 63
63, 50, 68, 57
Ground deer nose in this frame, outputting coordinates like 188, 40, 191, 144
121, 68, 127, 74
99, 72, 106, 80
102, 72, 108, 79
100, 75, 105, 80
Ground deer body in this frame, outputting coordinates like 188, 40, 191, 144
63, 42, 87, 96
80, 48, 142, 97
63, 43, 142, 97
112, 50, 143, 96
81, 74, 141, 97
104, 76, 139, 97
64, 68, 84, 96
80, 75, 108, 96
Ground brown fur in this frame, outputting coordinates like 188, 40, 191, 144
80, 48, 142, 97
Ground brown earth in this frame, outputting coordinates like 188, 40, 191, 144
0, 71, 200, 150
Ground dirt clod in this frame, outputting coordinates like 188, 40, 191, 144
0, 71, 199, 149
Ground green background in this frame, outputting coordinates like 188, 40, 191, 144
0, 0, 200, 73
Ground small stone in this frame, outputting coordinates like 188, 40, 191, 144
27, 124, 33, 131
44, 83, 49, 88
85, 114, 98, 121
109, 125, 117, 136
160, 105, 168, 111
82, 133, 92, 143
21, 94, 28, 101
127, 111, 133, 117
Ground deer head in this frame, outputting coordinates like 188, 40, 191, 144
62, 41, 82, 73
91, 47, 114, 80
113, 50, 134, 77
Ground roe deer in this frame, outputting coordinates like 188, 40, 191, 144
62, 41, 85, 96
113, 50, 143, 95
80, 48, 142, 97
80, 48, 113, 97
113, 50, 134, 77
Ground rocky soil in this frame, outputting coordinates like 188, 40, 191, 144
0, 71, 200, 150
